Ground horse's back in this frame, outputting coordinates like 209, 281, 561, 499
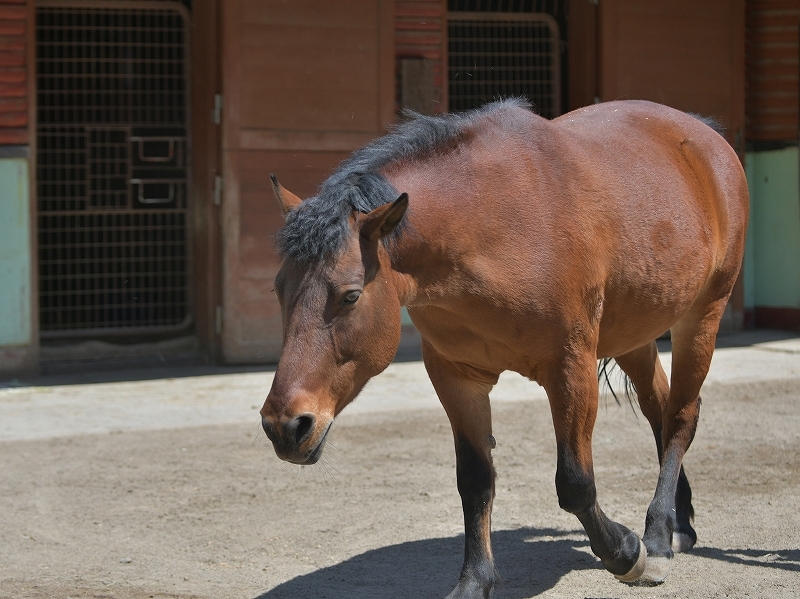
552, 100, 748, 259
484, 101, 747, 297
393, 100, 748, 367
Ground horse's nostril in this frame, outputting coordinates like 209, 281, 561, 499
286, 414, 315, 446
261, 418, 277, 442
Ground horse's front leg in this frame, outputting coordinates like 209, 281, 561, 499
543, 350, 647, 582
422, 340, 498, 599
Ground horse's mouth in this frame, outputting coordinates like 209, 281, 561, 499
287, 420, 332, 466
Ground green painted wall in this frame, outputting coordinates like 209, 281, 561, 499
0, 158, 31, 347
744, 147, 800, 310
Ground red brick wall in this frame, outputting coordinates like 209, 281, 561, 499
746, 0, 800, 142
395, 0, 448, 112
0, 0, 27, 145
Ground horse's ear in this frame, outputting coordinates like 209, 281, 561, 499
360, 193, 409, 242
270, 174, 303, 217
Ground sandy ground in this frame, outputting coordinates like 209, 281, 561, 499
1, 335, 799, 598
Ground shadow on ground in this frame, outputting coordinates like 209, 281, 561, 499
691, 546, 800, 573
4, 329, 796, 389
253, 527, 597, 599
3, 328, 425, 387
253, 528, 800, 599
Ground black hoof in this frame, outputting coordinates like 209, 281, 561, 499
444, 577, 493, 599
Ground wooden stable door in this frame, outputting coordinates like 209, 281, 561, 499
219, 0, 395, 363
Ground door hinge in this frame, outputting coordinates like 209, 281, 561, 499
214, 175, 224, 206
215, 305, 222, 336
213, 93, 223, 125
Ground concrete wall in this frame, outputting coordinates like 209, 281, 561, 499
0, 155, 36, 375
744, 147, 800, 329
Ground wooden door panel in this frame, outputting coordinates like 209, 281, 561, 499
220, 149, 349, 362
240, 1, 382, 132
223, 0, 394, 150
220, 0, 394, 363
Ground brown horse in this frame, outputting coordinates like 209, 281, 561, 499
261, 99, 748, 598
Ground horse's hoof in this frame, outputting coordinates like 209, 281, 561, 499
443, 574, 493, 599
614, 538, 647, 583
639, 554, 671, 584
672, 531, 695, 553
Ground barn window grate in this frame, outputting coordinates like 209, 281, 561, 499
448, 12, 561, 118
36, 3, 191, 337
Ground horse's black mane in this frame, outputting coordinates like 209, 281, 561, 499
275, 98, 532, 263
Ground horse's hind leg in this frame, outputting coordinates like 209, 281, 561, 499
614, 341, 697, 554
543, 348, 647, 582
422, 340, 498, 599
634, 298, 728, 583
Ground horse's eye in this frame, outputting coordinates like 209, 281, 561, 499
343, 290, 362, 306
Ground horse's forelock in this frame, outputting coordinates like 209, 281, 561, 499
275, 172, 401, 264
275, 197, 351, 264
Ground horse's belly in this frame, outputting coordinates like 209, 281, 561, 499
409, 303, 560, 378
597, 266, 713, 358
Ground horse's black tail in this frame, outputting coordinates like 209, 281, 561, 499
687, 112, 726, 137
597, 358, 638, 414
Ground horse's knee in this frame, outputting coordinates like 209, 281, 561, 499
554, 445, 596, 514
661, 397, 701, 464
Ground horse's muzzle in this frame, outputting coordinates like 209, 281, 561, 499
261, 414, 331, 465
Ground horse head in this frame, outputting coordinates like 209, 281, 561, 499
261, 177, 408, 464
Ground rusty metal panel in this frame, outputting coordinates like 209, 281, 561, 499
746, 0, 800, 142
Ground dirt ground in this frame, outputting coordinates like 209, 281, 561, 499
1, 376, 799, 599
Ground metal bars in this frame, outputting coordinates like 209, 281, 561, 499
448, 0, 562, 13
38, 212, 188, 335
36, 5, 187, 126
36, 3, 190, 337
448, 13, 561, 118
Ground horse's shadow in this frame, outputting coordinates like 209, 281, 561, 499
253, 528, 800, 599
691, 546, 800, 573
253, 527, 598, 599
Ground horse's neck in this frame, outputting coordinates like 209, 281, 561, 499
386, 245, 421, 308
386, 215, 460, 309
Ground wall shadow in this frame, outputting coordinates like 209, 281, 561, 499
253, 527, 597, 599
7, 329, 796, 388
656, 327, 799, 352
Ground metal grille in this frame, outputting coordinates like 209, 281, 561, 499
449, 0, 562, 12
36, 3, 191, 337
448, 13, 561, 117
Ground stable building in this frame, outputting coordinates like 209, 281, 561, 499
1, 0, 798, 376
